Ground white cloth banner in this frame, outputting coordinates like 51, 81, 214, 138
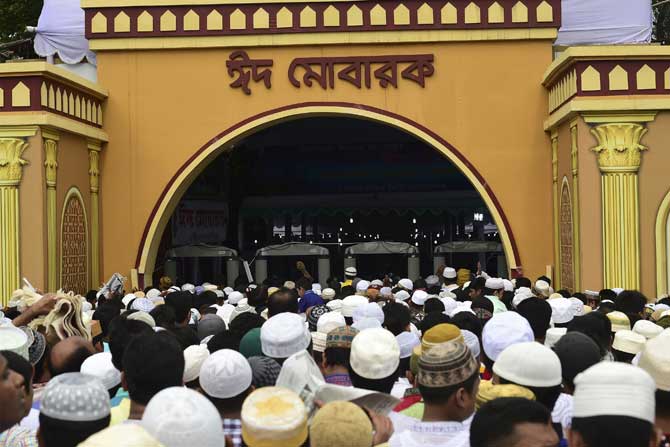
34, 0, 96, 65
556, 0, 652, 46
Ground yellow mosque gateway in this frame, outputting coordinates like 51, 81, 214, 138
0, 0, 668, 302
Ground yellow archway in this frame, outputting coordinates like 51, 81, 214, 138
655, 188, 670, 297
135, 103, 521, 284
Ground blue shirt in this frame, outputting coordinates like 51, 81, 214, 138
298, 290, 324, 313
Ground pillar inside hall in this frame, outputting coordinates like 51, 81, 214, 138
590, 120, 651, 290
0, 128, 33, 304
43, 129, 59, 291
88, 140, 102, 288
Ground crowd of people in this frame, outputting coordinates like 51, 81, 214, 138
1, 264, 670, 447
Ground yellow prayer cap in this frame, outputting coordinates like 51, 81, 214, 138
410, 324, 463, 375
476, 380, 536, 410
457, 269, 471, 287
607, 311, 631, 332
309, 401, 373, 447
241, 386, 308, 447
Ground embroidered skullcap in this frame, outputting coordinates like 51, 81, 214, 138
638, 332, 670, 391
182, 344, 209, 383
261, 312, 311, 359
200, 349, 252, 399
317, 312, 345, 335
411, 290, 428, 306
394, 290, 410, 302
20, 326, 46, 365
80, 352, 121, 390
534, 280, 551, 298
607, 311, 631, 332
228, 291, 244, 305
396, 331, 421, 359
181, 283, 195, 294
502, 279, 514, 292
41, 372, 110, 421
612, 330, 646, 355
443, 267, 457, 279
341, 295, 368, 317
352, 317, 382, 332
475, 380, 535, 410
544, 327, 567, 348
77, 423, 164, 447
482, 311, 534, 362
141, 387, 224, 447
0, 326, 29, 361
398, 278, 413, 291
409, 323, 463, 375
418, 339, 478, 387
352, 302, 384, 324
493, 342, 562, 387
127, 311, 156, 328
247, 356, 281, 388
350, 328, 400, 379
310, 401, 373, 447
344, 267, 357, 277
573, 362, 655, 423
122, 293, 137, 307
326, 326, 359, 349
633, 320, 663, 339
307, 305, 330, 332
355, 280, 370, 293
311, 332, 327, 352
461, 329, 481, 359
326, 299, 343, 313
549, 298, 574, 324
485, 278, 504, 290
322, 288, 336, 300
241, 387, 308, 447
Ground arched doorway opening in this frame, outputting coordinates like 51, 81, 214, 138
136, 103, 520, 286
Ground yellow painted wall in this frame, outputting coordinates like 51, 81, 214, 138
96, 40, 555, 283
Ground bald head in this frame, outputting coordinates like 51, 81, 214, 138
49, 336, 96, 378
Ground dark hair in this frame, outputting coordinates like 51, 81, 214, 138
92, 300, 124, 336
247, 286, 269, 307
39, 413, 110, 447
470, 277, 486, 291
615, 290, 647, 315
324, 347, 351, 368
450, 312, 483, 338
150, 304, 177, 329
122, 332, 184, 405
611, 349, 636, 364
194, 291, 217, 309
657, 389, 670, 413
517, 298, 552, 340
514, 277, 532, 289
424, 298, 445, 314
658, 297, 670, 307
108, 317, 154, 371
470, 397, 552, 447
295, 277, 312, 291
85, 290, 98, 303
1, 350, 32, 393
268, 288, 299, 317
349, 367, 398, 394
597, 301, 616, 314
471, 296, 494, 313
207, 330, 241, 353
567, 314, 610, 357
382, 302, 411, 336
228, 313, 265, 340
537, 275, 552, 286
419, 312, 451, 334
599, 289, 617, 302
556, 289, 571, 298
571, 416, 653, 447
165, 291, 193, 324
170, 326, 199, 350
206, 387, 252, 414
414, 278, 427, 290
419, 370, 478, 405
573, 293, 587, 304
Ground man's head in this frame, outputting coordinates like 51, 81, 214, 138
349, 328, 400, 394
199, 349, 253, 414
468, 277, 486, 300
567, 313, 612, 358
552, 332, 601, 393
260, 312, 311, 363
122, 332, 185, 406
295, 277, 311, 297
48, 336, 96, 378
615, 290, 647, 316
0, 352, 28, 431
638, 332, 670, 416
108, 316, 154, 371
470, 397, 558, 447
323, 326, 358, 371
0, 351, 33, 418
165, 291, 193, 325
517, 298, 552, 341
38, 373, 111, 447
267, 288, 299, 317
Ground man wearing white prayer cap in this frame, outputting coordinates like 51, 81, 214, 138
341, 295, 368, 324
442, 266, 459, 293
380, 286, 393, 298
317, 312, 346, 335
181, 283, 195, 294
355, 280, 371, 296
80, 352, 122, 397
38, 373, 111, 447
199, 349, 253, 447
633, 320, 664, 339
325, 299, 343, 313
482, 311, 534, 365
342, 267, 358, 288
227, 291, 244, 306
394, 290, 410, 302
512, 287, 534, 308
638, 332, 670, 441
349, 328, 400, 394
611, 330, 646, 363
534, 280, 552, 299
321, 288, 336, 301
241, 387, 308, 447
549, 297, 575, 327
142, 387, 225, 447
483, 278, 508, 314
397, 278, 413, 292
182, 344, 209, 388
569, 362, 656, 447
260, 312, 311, 364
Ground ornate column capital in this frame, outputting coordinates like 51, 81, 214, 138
44, 138, 58, 187
88, 148, 100, 193
591, 123, 647, 173
0, 138, 29, 186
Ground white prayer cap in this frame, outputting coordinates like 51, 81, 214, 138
241, 387, 308, 447
440, 296, 458, 315
41, 373, 110, 421
607, 311, 631, 332
122, 293, 137, 307
355, 280, 371, 293
350, 328, 400, 379
493, 342, 562, 387
0, 325, 29, 360
228, 291, 244, 305
352, 317, 382, 332
311, 332, 327, 353
312, 284, 322, 295
131, 297, 155, 313
82, 301, 93, 313
638, 333, 670, 391
146, 289, 161, 299
223, 287, 234, 295
142, 387, 224, 447
655, 303, 670, 313
199, 349, 252, 398
183, 345, 209, 383
443, 267, 457, 279
325, 299, 343, 313
612, 288, 624, 295
544, 327, 567, 348
450, 301, 475, 318
230, 301, 257, 324
317, 312, 346, 334
261, 312, 311, 359
353, 302, 384, 324
394, 290, 410, 302
80, 352, 121, 390
78, 424, 163, 447
502, 279, 514, 292
633, 320, 663, 339
203, 284, 218, 292
573, 362, 655, 423
461, 330, 481, 359
485, 278, 504, 290
345, 267, 358, 277
439, 290, 457, 299
512, 289, 534, 309
181, 283, 195, 293
569, 297, 585, 316
341, 295, 368, 317
214, 303, 235, 323
411, 290, 428, 306
322, 288, 336, 300
398, 278, 413, 291
397, 331, 421, 359
482, 312, 534, 362
534, 280, 551, 298
612, 330, 646, 355
549, 298, 574, 324
371, 279, 384, 287
214, 290, 225, 299
379, 287, 393, 298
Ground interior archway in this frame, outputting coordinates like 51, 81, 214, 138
136, 103, 520, 286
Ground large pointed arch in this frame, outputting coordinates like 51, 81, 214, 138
135, 102, 521, 284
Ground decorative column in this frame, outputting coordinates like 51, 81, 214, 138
570, 120, 581, 291
43, 129, 59, 291
0, 132, 31, 303
551, 131, 560, 287
591, 123, 648, 289
88, 140, 101, 288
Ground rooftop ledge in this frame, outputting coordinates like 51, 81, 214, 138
0, 61, 108, 98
